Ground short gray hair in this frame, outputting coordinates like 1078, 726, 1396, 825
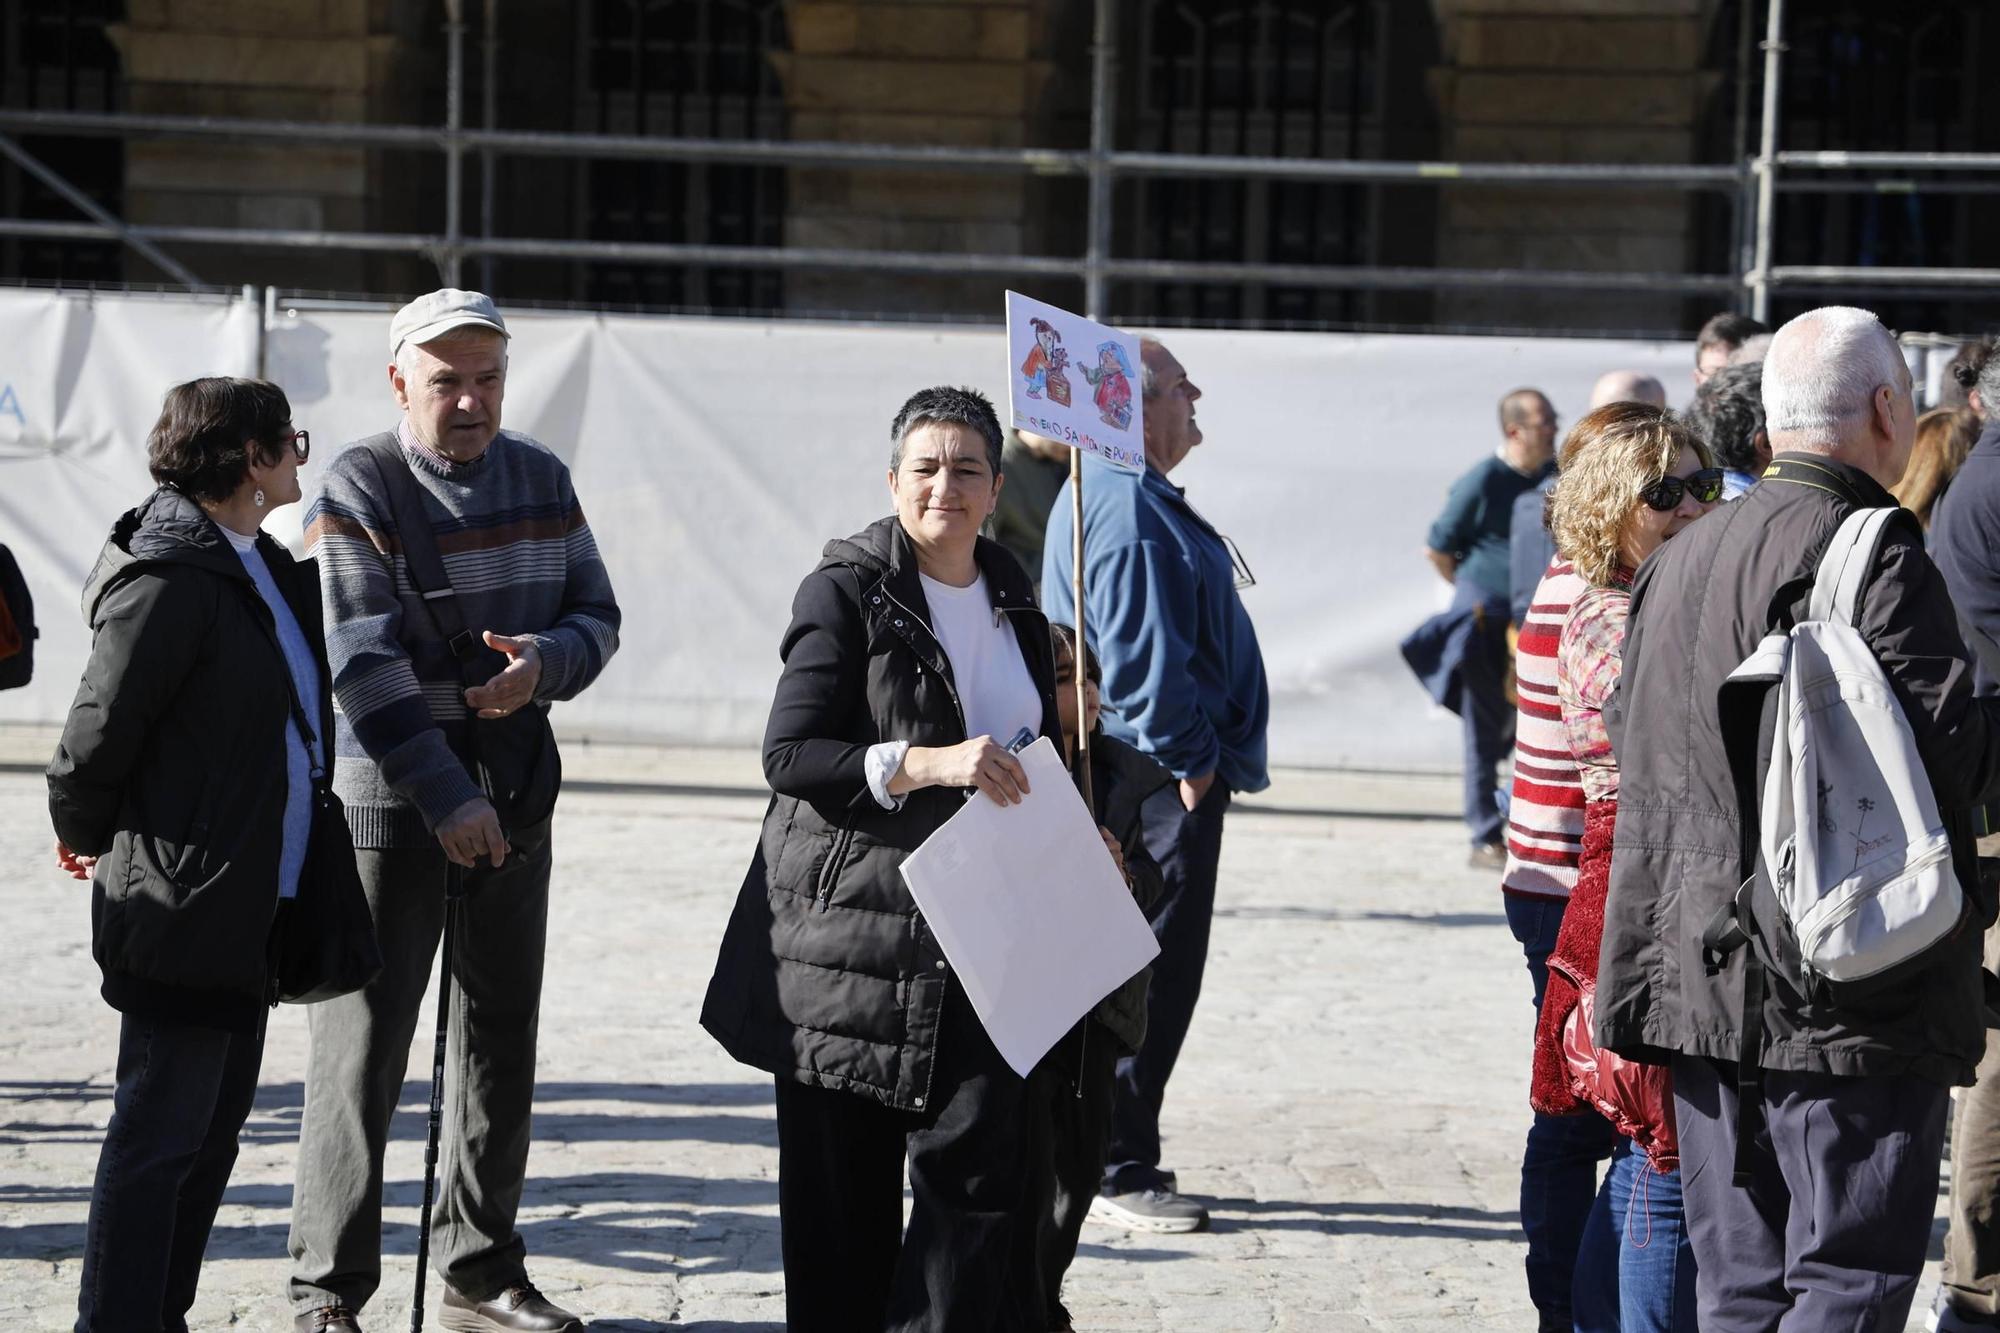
394, 324, 508, 384
1761, 306, 1906, 445
888, 384, 1004, 473
1138, 337, 1164, 399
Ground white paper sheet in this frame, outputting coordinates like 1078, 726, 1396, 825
898, 736, 1162, 1076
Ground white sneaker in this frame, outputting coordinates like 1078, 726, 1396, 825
1087, 1187, 1208, 1234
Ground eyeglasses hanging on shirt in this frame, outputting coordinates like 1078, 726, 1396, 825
1177, 496, 1256, 591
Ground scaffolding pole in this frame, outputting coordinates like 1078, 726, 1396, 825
442, 0, 466, 287
1749, 0, 1786, 323
0, 134, 201, 288
479, 0, 498, 293
0, 108, 1745, 189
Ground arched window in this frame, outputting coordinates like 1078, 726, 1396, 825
575, 0, 787, 312
0, 0, 124, 283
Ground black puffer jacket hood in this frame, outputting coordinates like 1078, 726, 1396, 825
703, 516, 1067, 1110
49, 487, 333, 1028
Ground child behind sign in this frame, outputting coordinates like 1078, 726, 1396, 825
1017, 623, 1173, 1330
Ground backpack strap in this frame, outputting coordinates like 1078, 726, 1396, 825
356, 438, 487, 691
356, 438, 485, 794
1807, 507, 1897, 628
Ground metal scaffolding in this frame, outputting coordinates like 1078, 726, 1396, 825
0, 0, 1989, 322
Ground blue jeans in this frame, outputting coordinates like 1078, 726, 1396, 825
1455, 583, 1513, 847
1507, 895, 1619, 1321
1572, 1140, 1699, 1333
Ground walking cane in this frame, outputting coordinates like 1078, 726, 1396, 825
410, 859, 465, 1333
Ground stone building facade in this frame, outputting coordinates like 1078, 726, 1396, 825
0, 0, 1993, 335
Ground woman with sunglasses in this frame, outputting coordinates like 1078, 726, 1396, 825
1529, 403, 1719, 1333
47, 378, 341, 1333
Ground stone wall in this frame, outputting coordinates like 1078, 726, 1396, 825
1427, 0, 1715, 332
107, 0, 385, 290
774, 0, 1047, 315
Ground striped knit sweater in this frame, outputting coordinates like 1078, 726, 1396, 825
1502, 557, 1588, 899
305, 426, 621, 848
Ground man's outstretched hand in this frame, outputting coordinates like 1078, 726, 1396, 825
463, 631, 542, 719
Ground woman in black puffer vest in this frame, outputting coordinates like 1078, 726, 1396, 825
702, 386, 1062, 1333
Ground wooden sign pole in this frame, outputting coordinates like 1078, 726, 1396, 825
1070, 446, 1092, 812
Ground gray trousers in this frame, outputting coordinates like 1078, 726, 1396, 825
1942, 918, 2000, 1321
1672, 1052, 1949, 1333
288, 829, 553, 1314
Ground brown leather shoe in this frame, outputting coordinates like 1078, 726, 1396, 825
439, 1281, 584, 1333
294, 1306, 363, 1333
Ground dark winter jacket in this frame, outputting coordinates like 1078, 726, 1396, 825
1084, 732, 1173, 1054
701, 516, 1062, 1111
47, 487, 334, 1030
1930, 414, 2000, 696
1598, 454, 2000, 1087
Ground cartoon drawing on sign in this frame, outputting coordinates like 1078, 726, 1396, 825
1082, 341, 1135, 432
1020, 318, 1072, 407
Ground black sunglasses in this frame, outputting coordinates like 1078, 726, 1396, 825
1640, 467, 1724, 512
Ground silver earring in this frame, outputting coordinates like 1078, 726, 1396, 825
254, 488, 266, 508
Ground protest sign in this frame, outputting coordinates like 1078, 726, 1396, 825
1004, 291, 1145, 470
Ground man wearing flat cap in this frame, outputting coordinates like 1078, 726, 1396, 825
288, 290, 620, 1333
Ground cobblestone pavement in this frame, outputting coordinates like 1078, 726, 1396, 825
0, 744, 1951, 1331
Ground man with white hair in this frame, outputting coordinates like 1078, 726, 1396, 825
288, 290, 621, 1333
1597, 306, 2000, 1329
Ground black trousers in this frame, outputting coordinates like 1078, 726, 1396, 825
1021, 1023, 1119, 1326
1104, 781, 1230, 1192
773, 985, 1037, 1333
1673, 1053, 1949, 1332
74, 1012, 266, 1333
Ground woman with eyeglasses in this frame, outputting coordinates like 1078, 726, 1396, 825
1529, 403, 1719, 1333
47, 377, 341, 1333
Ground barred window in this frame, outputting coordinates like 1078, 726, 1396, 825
1117, 0, 1389, 327
575, 0, 787, 312
1699, 0, 1999, 331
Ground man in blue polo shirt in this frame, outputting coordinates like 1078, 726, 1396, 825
1044, 337, 1270, 1235
1426, 388, 1557, 867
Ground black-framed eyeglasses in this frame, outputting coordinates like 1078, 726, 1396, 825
1221, 532, 1256, 590
1640, 467, 1724, 512
280, 429, 310, 463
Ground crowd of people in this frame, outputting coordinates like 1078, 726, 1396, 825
40, 290, 1270, 1333
39, 276, 2000, 1333
1414, 307, 2000, 1332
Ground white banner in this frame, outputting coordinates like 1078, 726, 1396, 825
0, 289, 260, 725
0, 285, 1701, 769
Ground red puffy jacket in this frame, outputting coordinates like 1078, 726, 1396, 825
1529, 798, 1678, 1171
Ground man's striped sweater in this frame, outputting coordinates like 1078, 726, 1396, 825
305, 425, 620, 848
1502, 557, 1588, 899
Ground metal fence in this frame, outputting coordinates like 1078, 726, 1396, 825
0, 0, 1989, 326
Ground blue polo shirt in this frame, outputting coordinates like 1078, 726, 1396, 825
1427, 453, 1553, 605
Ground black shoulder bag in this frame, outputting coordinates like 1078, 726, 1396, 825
360, 440, 561, 845
271, 641, 383, 1005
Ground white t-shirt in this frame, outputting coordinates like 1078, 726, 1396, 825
918, 572, 1044, 745
863, 572, 1043, 809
